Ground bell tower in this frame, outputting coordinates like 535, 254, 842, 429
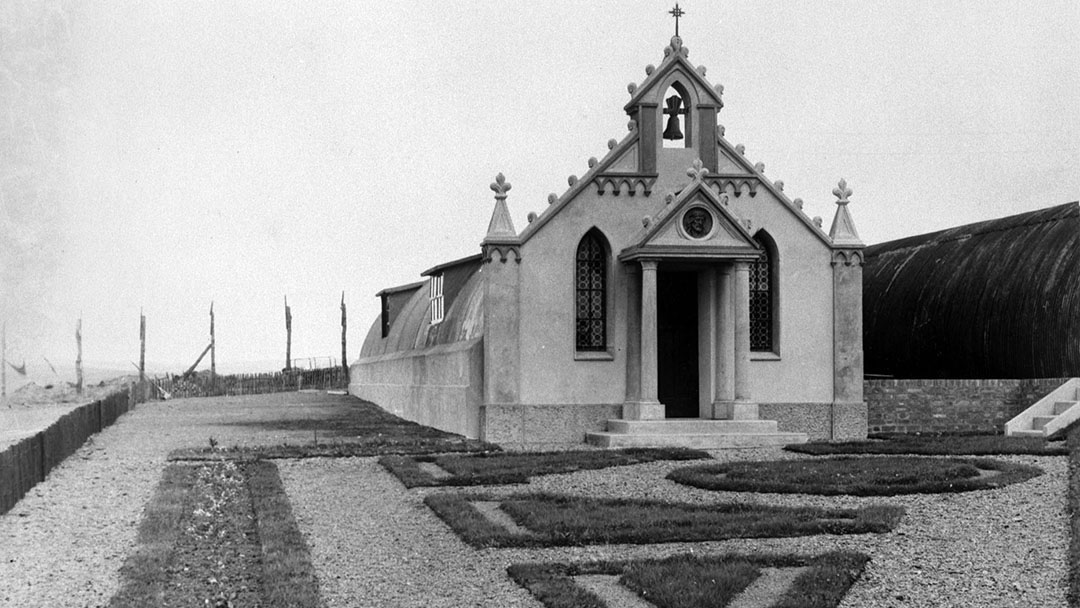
623, 32, 725, 176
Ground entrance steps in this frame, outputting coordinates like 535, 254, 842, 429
1005, 379, 1080, 439
585, 418, 808, 449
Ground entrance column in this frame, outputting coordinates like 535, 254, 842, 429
732, 260, 758, 419
624, 259, 664, 419
712, 264, 735, 417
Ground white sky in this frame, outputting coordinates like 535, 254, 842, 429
2, 0, 1078, 373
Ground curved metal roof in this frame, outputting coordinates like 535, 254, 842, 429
863, 202, 1080, 378
359, 267, 484, 358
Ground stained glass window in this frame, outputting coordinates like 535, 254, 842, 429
575, 232, 607, 351
749, 237, 773, 352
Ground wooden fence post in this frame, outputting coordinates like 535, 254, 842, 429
139, 311, 146, 401
76, 318, 83, 396
210, 302, 216, 386
341, 291, 349, 383
284, 296, 292, 371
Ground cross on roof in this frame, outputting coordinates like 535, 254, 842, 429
669, 3, 685, 37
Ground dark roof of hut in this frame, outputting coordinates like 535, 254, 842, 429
863, 201, 1080, 379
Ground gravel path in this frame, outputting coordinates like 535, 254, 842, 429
0, 393, 1069, 608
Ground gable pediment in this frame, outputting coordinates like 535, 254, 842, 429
619, 175, 762, 262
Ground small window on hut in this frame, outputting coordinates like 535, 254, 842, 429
429, 274, 444, 325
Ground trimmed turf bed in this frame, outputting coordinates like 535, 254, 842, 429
668, 456, 1042, 496
508, 551, 870, 608
786, 433, 1067, 456
425, 492, 903, 548
379, 447, 711, 487
109, 459, 320, 608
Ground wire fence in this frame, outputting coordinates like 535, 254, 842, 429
151, 366, 349, 400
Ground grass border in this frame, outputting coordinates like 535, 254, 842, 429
109, 464, 197, 607
668, 456, 1043, 496
379, 447, 711, 488
507, 551, 871, 608
246, 459, 322, 608
786, 434, 1067, 456
424, 492, 903, 548
108, 460, 322, 608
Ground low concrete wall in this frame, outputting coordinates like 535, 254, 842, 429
865, 378, 1069, 434
349, 338, 483, 439
481, 403, 622, 450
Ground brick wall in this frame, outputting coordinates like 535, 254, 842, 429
865, 378, 1070, 434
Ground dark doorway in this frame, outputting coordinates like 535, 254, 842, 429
658, 270, 699, 418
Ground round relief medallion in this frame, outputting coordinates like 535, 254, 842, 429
682, 207, 713, 239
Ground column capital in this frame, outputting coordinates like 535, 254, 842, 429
640, 259, 659, 271
733, 259, 751, 272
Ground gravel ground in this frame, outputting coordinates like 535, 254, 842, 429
0, 393, 1069, 608
280, 450, 1067, 608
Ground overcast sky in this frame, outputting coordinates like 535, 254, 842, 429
2, 0, 1078, 374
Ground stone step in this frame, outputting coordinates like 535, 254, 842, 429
1008, 429, 1046, 438
585, 431, 808, 449
1053, 401, 1077, 415
605, 419, 779, 435
1032, 416, 1057, 431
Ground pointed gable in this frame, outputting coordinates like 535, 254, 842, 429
619, 159, 762, 262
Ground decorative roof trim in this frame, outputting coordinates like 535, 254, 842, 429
713, 136, 836, 248
624, 37, 724, 111
593, 173, 658, 196
517, 126, 643, 244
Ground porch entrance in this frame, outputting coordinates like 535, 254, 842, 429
658, 270, 699, 418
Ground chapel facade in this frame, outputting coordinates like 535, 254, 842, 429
350, 35, 867, 449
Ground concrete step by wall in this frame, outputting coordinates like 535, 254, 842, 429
1032, 416, 1057, 430
1005, 378, 1080, 438
585, 430, 808, 449
1053, 401, 1077, 415
1008, 429, 1046, 438
605, 419, 780, 435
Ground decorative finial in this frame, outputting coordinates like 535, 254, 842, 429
793, 198, 804, 210
735, 144, 745, 155
490, 173, 512, 200
715, 83, 724, 98
588, 157, 598, 169
686, 158, 708, 182
607, 138, 617, 150
813, 216, 823, 228
547, 193, 558, 205
664, 192, 676, 205
669, 3, 685, 37
774, 180, 784, 191
720, 193, 729, 207
754, 162, 765, 173
642, 215, 653, 228
833, 178, 853, 204
645, 64, 655, 76
697, 65, 707, 76
628, 119, 637, 132
527, 212, 537, 223
717, 124, 725, 137
627, 82, 637, 95
568, 175, 578, 187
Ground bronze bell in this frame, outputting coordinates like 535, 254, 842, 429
662, 95, 684, 140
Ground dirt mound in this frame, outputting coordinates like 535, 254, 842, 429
3, 376, 138, 408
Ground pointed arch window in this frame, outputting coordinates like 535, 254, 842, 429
750, 232, 778, 352
575, 230, 608, 352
